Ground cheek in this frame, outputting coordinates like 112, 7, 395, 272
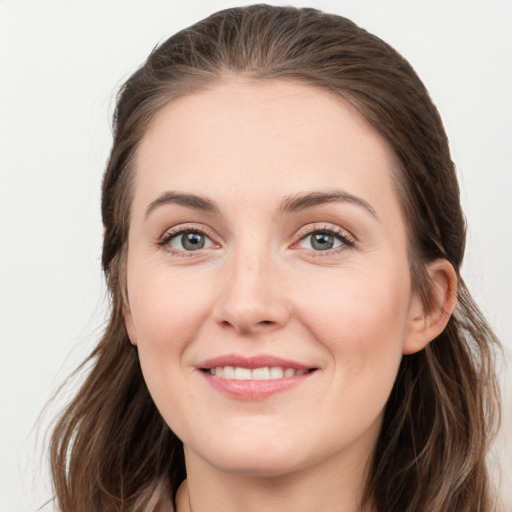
296, 265, 411, 391
126, 266, 216, 412
298, 279, 407, 444
129, 266, 213, 351
301, 265, 410, 341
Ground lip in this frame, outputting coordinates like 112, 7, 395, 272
197, 353, 317, 400
197, 353, 312, 371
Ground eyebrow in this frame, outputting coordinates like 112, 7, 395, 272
145, 189, 377, 220
145, 191, 220, 219
279, 191, 377, 218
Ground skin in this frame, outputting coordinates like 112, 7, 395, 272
123, 80, 456, 512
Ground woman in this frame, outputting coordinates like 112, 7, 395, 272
49, 5, 502, 511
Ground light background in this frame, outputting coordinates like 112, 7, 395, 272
1, 1, 511, 511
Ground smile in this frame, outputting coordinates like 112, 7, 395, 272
206, 366, 310, 380
197, 354, 318, 399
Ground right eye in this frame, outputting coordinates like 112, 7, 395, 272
161, 230, 216, 253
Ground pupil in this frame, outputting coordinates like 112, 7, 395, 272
183, 232, 205, 250
312, 233, 333, 250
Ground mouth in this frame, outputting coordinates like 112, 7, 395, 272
201, 366, 314, 380
197, 354, 318, 399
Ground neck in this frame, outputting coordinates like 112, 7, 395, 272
177, 447, 376, 512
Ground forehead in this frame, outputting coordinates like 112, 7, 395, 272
133, 80, 401, 222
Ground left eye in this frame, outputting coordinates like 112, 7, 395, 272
168, 231, 214, 251
298, 231, 345, 251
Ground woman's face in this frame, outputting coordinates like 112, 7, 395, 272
124, 80, 427, 478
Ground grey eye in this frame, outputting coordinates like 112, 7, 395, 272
183, 232, 205, 250
299, 232, 344, 251
170, 231, 212, 251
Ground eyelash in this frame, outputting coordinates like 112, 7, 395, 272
157, 223, 356, 257
158, 224, 218, 257
294, 224, 356, 256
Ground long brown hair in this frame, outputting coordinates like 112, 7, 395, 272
49, 5, 501, 511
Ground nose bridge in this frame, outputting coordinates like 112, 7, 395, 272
214, 237, 289, 333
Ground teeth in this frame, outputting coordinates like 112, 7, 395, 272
269, 367, 284, 379
234, 367, 252, 380
252, 367, 270, 379
284, 368, 295, 378
223, 366, 235, 379
209, 366, 308, 380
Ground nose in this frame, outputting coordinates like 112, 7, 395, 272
212, 249, 291, 335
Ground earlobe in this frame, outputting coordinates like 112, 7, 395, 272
403, 259, 457, 355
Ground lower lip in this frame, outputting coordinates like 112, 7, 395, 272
201, 371, 314, 400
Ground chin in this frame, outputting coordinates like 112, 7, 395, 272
189, 432, 314, 478
209, 453, 306, 478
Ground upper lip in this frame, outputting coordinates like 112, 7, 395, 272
197, 353, 314, 371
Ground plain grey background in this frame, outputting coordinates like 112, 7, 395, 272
1, 1, 511, 511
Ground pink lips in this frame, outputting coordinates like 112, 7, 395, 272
199, 354, 311, 370
197, 353, 316, 400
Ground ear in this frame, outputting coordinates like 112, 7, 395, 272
403, 259, 457, 355
123, 304, 138, 346
118, 254, 137, 346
